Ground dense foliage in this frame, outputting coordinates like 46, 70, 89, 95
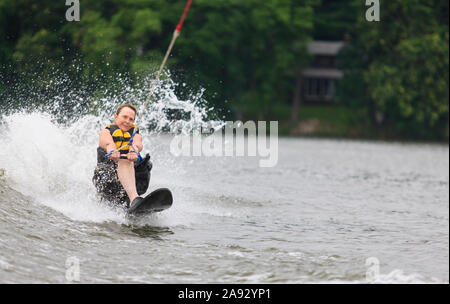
337, 0, 449, 139
0, 0, 448, 140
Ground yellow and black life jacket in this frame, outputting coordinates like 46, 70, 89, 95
106, 124, 139, 155
94, 123, 152, 197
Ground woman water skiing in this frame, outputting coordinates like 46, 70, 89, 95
93, 104, 152, 210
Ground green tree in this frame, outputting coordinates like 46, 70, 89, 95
1, 0, 318, 123
173, 0, 315, 120
337, 0, 449, 140
313, 0, 359, 40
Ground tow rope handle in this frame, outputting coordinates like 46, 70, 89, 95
104, 146, 143, 162
104, 129, 143, 162
105, 146, 143, 162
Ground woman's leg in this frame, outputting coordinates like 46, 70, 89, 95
117, 159, 139, 203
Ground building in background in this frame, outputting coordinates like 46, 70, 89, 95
302, 41, 344, 104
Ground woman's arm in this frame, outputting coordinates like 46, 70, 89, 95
99, 129, 116, 153
131, 134, 143, 153
99, 129, 120, 162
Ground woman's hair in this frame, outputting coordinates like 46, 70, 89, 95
116, 104, 137, 117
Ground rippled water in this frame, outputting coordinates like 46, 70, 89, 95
0, 114, 448, 283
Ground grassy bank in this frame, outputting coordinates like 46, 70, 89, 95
279, 105, 371, 138
276, 105, 449, 143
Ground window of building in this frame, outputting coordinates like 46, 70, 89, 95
312, 56, 335, 68
304, 78, 336, 101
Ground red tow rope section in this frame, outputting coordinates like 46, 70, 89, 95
176, 0, 193, 32
142, 0, 193, 114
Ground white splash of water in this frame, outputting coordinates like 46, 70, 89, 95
0, 72, 223, 224
1, 112, 122, 223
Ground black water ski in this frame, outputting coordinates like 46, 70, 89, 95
127, 188, 173, 215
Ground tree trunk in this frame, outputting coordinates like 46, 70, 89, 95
291, 74, 303, 127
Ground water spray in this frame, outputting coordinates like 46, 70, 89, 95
141, 0, 193, 118
106, 0, 193, 160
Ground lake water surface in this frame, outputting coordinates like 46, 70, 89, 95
0, 114, 448, 283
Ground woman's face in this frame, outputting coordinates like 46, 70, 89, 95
114, 107, 136, 132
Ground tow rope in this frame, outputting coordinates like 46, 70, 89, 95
142, 0, 193, 113
104, 128, 142, 161
106, 1, 193, 161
